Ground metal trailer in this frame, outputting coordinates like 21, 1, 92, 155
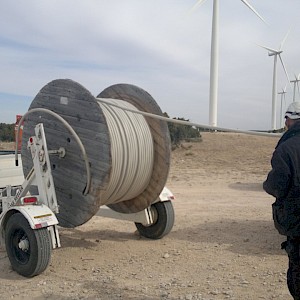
0, 123, 175, 277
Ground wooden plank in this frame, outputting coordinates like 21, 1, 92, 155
54, 186, 100, 227
31, 94, 105, 123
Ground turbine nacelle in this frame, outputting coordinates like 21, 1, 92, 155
268, 50, 283, 57
290, 73, 300, 83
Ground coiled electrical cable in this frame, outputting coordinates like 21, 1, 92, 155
97, 99, 154, 205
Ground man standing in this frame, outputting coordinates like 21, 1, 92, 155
264, 102, 300, 299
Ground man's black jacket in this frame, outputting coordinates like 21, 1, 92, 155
264, 121, 300, 237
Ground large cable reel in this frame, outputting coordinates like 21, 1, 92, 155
21, 79, 171, 228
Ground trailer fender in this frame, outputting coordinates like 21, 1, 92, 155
157, 187, 175, 202
2, 204, 58, 231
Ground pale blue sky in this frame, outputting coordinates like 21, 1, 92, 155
1, 0, 300, 130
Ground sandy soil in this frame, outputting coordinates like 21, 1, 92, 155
0, 132, 292, 300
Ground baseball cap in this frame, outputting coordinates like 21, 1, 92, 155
285, 102, 300, 119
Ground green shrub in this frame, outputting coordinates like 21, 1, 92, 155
163, 113, 201, 146
0, 123, 15, 142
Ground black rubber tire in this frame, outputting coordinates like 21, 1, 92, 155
135, 201, 175, 239
5, 213, 52, 277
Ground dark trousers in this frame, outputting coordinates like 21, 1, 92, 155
282, 237, 300, 300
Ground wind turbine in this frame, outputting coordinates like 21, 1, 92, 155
191, 0, 265, 127
290, 73, 300, 102
258, 31, 291, 130
278, 86, 287, 129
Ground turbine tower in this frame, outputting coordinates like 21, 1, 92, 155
278, 86, 287, 129
290, 73, 300, 102
191, 0, 265, 127
259, 32, 291, 130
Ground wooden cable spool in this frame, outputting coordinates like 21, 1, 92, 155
21, 79, 171, 228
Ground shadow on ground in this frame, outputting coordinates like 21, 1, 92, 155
58, 226, 140, 248
169, 218, 284, 257
228, 182, 264, 192
58, 216, 284, 258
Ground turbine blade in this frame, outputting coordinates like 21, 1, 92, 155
189, 0, 208, 14
291, 73, 299, 83
279, 28, 291, 50
240, 0, 266, 23
256, 43, 279, 54
279, 54, 291, 87
298, 73, 300, 80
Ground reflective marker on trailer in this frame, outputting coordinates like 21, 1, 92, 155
34, 214, 52, 219
33, 214, 54, 227
35, 222, 48, 229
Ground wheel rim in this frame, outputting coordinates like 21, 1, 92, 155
10, 228, 30, 265
150, 206, 158, 224
141, 205, 159, 227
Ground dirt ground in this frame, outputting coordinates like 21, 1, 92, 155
0, 132, 293, 299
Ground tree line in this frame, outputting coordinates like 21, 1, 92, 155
0, 116, 203, 145
163, 113, 202, 146
0, 123, 15, 142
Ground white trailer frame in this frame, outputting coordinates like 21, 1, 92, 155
0, 123, 61, 249
0, 123, 175, 277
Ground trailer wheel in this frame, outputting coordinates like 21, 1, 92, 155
135, 201, 174, 239
5, 213, 52, 277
